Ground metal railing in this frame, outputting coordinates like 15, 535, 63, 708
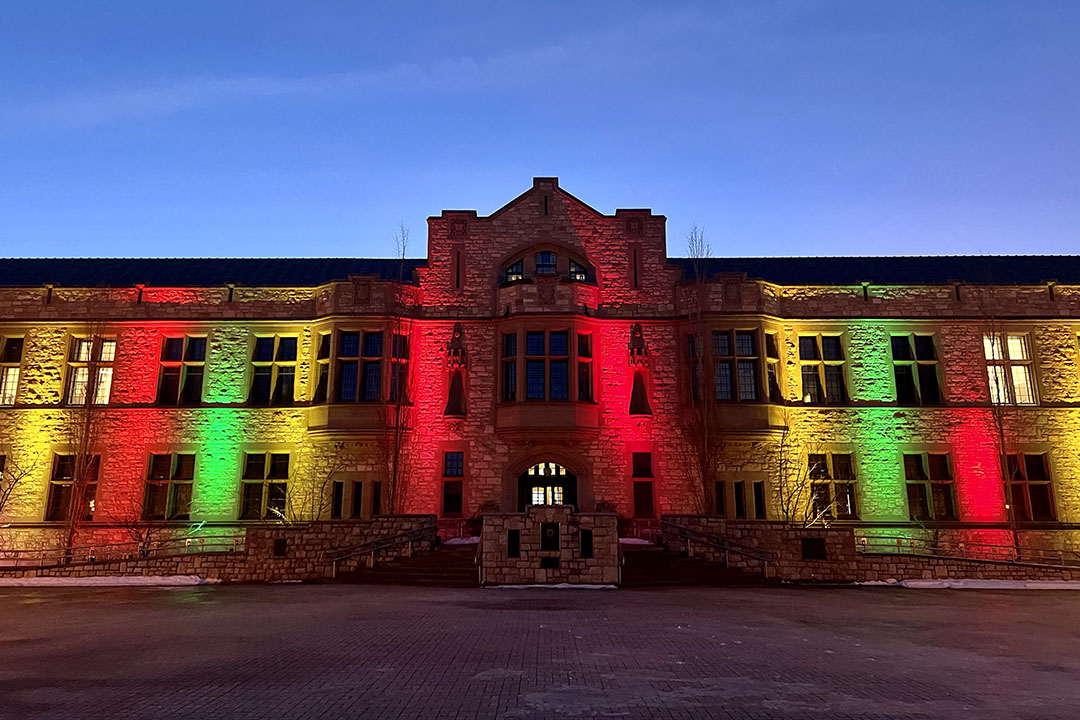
323, 522, 439, 576
659, 519, 775, 570
856, 535, 1080, 569
0, 535, 245, 570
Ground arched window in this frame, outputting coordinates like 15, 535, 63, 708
499, 251, 595, 285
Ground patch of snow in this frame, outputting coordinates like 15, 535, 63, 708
444, 536, 480, 545
0, 575, 215, 587
856, 579, 1080, 590
488, 583, 617, 590
618, 538, 654, 545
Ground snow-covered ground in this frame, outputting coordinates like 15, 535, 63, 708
0, 575, 215, 587
859, 578, 1080, 590
443, 536, 480, 545
618, 537, 654, 545
488, 583, 617, 590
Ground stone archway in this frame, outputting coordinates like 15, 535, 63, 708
502, 448, 594, 512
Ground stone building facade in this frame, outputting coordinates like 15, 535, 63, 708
2, 177, 1080, 556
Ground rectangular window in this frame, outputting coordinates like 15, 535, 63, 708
1007, 453, 1055, 521
389, 333, 409, 402
633, 480, 655, 518
711, 330, 759, 401
733, 480, 746, 519
631, 452, 653, 478
984, 333, 1037, 405
158, 336, 206, 405
904, 453, 957, 521
507, 529, 521, 558
331, 480, 344, 519
46, 454, 99, 522
808, 452, 858, 520
891, 334, 941, 405
752, 480, 767, 519
372, 481, 382, 515
314, 333, 331, 403
442, 480, 464, 517
505, 259, 524, 283
526, 360, 545, 400
250, 335, 297, 406
239, 452, 289, 520
502, 333, 517, 402
580, 528, 594, 558
535, 251, 557, 275
66, 337, 116, 405
443, 451, 464, 477
335, 330, 387, 402
714, 481, 726, 516
577, 333, 593, 401
0, 336, 23, 405
569, 259, 588, 282
799, 335, 846, 405
351, 481, 364, 518
144, 453, 195, 520
764, 332, 783, 402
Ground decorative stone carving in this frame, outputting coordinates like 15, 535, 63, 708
628, 323, 648, 367
446, 323, 467, 369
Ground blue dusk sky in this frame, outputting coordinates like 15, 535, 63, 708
1, 1, 1078, 259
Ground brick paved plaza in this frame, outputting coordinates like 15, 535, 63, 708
0, 585, 1077, 719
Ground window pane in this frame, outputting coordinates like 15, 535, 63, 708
811, 484, 832, 518
549, 360, 569, 400
767, 364, 783, 402
317, 334, 331, 360
801, 367, 822, 403
536, 251, 557, 274
577, 333, 592, 358
1011, 484, 1031, 521
240, 483, 263, 520
1029, 484, 1054, 521
632, 452, 653, 477
266, 483, 287, 519
443, 451, 464, 477
907, 484, 930, 520
442, 481, 463, 515
53, 455, 75, 480
983, 334, 1003, 360
712, 331, 731, 357
173, 454, 196, 481
169, 483, 192, 520
143, 483, 168, 521
894, 365, 918, 404
276, 336, 297, 362
361, 360, 382, 401
337, 360, 358, 401
917, 364, 941, 405
1006, 334, 1029, 361
832, 454, 855, 480
824, 366, 846, 404
340, 332, 360, 358
351, 481, 364, 518
835, 483, 857, 519
392, 333, 409, 359
162, 337, 184, 361
807, 454, 829, 480
93, 367, 113, 404
765, 333, 779, 360
569, 259, 587, 282
927, 454, 952, 481
735, 331, 756, 357
903, 454, 927, 481
0, 337, 23, 363
362, 332, 383, 358
67, 366, 89, 405
250, 366, 272, 404
526, 360, 545, 399
1024, 454, 1049, 481
577, 361, 592, 401
242, 454, 265, 480
181, 366, 204, 404
526, 332, 545, 356
502, 333, 517, 358
505, 259, 523, 282
798, 336, 819, 360
98, 339, 116, 362
253, 337, 275, 362
931, 484, 956, 520
714, 360, 733, 400
185, 336, 206, 362
821, 336, 843, 361
737, 360, 758, 401
0, 366, 18, 405
548, 331, 568, 357
268, 454, 289, 480
913, 335, 936, 361
159, 366, 181, 405
987, 365, 1010, 404
1011, 365, 1035, 405
890, 336, 912, 361
148, 454, 171, 480
503, 359, 517, 401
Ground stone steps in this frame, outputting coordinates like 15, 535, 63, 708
336, 544, 479, 587
620, 546, 772, 587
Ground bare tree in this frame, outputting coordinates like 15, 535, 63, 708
277, 442, 348, 524
772, 412, 833, 527
0, 452, 36, 519
64, 324, 110, 552
381, 223, 412, 514
684, 224, 722, 513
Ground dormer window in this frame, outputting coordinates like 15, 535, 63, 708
569, 259, 588, 282
536, 252, 557, 275
505, 259, 524, 283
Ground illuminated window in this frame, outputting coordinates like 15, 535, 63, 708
249, 335, 297, 406
891, 334, 941, 405
807, 452, 857, 520
157, 336, 206, 406
45, 454, 99, 522
904, 453, 956, 521
504, 259, 524, 283
144, 453, 194, 521
240, 452, 289, 520
0, 336, 23, 406
1007, 453, 1055, 522
712, 330, 759, 401
798, 335, 846, 405
569, 259, 588, 282
764, 332, 783, 402
66, 336, 116, 405
984, 333, 1036, 405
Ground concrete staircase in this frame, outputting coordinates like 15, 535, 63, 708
620, 544, 773, 587
336, 543, 479, 588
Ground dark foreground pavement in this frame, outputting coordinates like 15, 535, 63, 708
0, 584, 1078, 719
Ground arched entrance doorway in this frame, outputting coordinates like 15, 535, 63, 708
517, 462, 578, 511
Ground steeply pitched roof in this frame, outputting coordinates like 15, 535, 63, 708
670, 256, 1080, 285
0, 258, 427, 287
0, 255, 1077, 288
